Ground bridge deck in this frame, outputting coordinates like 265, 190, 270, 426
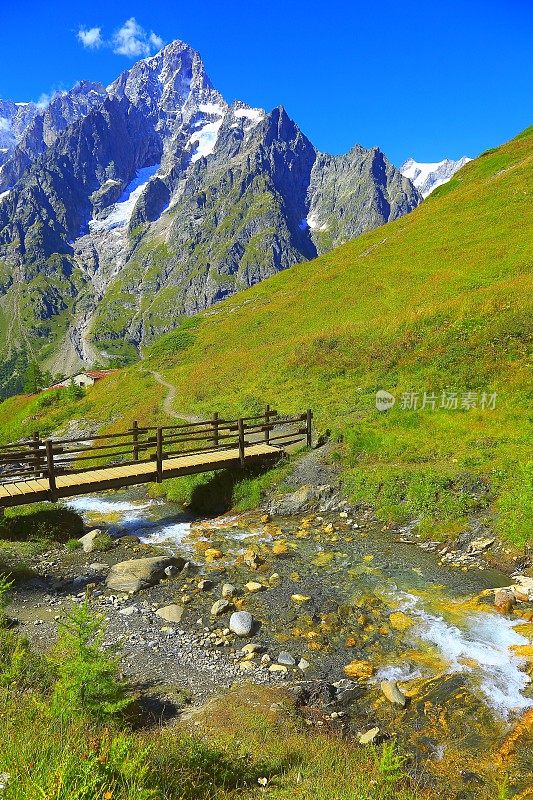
0, 442, 281, 508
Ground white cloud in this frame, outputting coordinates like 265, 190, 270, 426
36, 93, 52, 109
149, 32, 165, 50
112, 18, 164, 58
78, 26, 103, 49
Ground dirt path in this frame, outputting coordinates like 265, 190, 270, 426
149, 371, 202, 423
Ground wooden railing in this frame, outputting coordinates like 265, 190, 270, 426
0, 408, 312, 493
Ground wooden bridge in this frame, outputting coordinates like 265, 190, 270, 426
0, 408, 312, 509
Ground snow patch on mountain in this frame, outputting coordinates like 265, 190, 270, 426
198, 102, 225, 116
234, 107, 264, 125
89, 164, 160, 232
189, 117, 225, 162
305, 211, 328, 232
401, 156, 471, 198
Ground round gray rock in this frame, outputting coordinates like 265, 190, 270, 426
229, 611, 254, 637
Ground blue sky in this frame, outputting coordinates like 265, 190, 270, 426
1, 0, 531, 165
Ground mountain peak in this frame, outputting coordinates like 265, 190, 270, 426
401, 156, 471, 197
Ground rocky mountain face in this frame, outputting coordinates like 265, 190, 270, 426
400, 156, 471, 198
0, 40, 420, 375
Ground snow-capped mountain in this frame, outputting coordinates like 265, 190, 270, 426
0, 39, 420, 375
0, 101, 38, 157
400, 156, 471, 198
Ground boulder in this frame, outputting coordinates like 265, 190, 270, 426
514, 576, 533, 600
229, 610, 254, 636
269, 485, 317, 515
380, 680, 407, 707
494, 587, 515, 614
155, 604, 184, 623
269, 484, 338, 515
78, 529, 102, 553
105, 556, 184, 593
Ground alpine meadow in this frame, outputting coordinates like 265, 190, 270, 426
0, 8, 531, 800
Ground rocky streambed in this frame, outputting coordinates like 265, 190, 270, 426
7, 488, 533, 796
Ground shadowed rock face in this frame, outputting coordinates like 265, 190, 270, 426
0, 39, 420, 372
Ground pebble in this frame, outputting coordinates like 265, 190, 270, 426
245, 581, 263, 593
164, 565, 181, 578
359, 727, 380, 744
277, 651, 296, 667
119, 605, 138, 616
155, 605, 185, 623
222, 583, 236, 599
211, 599, 232, 617
241, 642, 262, 654
380, 680, 407, 707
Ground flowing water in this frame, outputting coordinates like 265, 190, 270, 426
66, 490, 532, 722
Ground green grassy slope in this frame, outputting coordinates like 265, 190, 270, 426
1, 127, 531, 544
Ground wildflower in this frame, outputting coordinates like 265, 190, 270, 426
258, 776, 268, 786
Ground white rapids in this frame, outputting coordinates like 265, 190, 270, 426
378, 591, 532, 719
66, 495, 192, 547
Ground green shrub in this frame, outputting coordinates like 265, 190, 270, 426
51, 602, 133, 723
0, 629, 55, 692
91, 532, 114, 552
0, 574, 13, 627
65, 538, 82, 552
0, 504, 84, 543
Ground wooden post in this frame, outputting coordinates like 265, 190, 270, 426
264, 405, 270, 445
212, 412, 219, 448
132, 421, 139, 462
306, 409, 313, 448
45, 440, 57, 502
156, 428, 163, 483
31, 431, 41, 477
238, 418, 245, 467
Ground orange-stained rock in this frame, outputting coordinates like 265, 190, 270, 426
389, 611, 415, 631
204, 548, 224, 560
494, 588, 516, 614
343, 659, 375, 679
